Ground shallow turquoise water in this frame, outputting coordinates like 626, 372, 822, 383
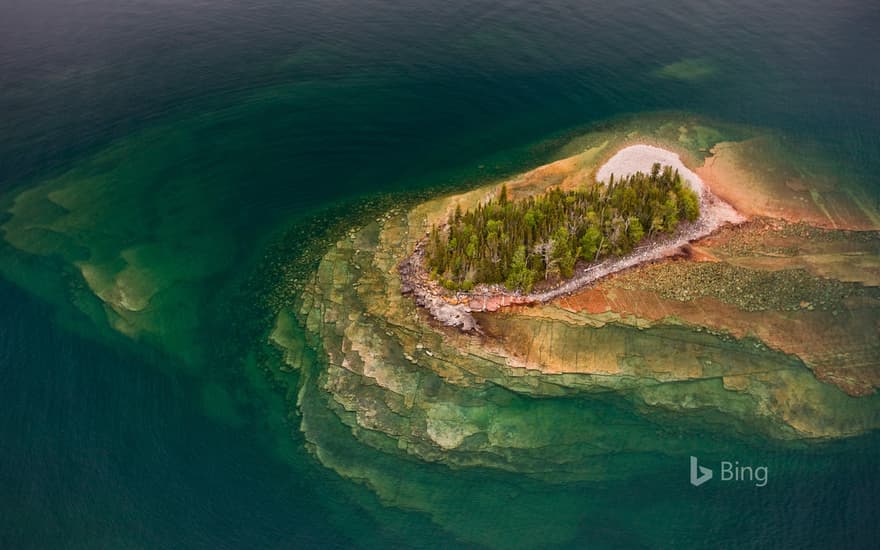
1, 1, 878, 548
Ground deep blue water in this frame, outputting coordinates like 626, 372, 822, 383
1, 1, 879, 548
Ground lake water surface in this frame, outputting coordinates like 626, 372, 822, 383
1, 1, 878, 548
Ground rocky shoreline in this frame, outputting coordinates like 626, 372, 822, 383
400, 144, 745, 330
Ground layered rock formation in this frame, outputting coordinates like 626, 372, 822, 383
278, 119, 880, 495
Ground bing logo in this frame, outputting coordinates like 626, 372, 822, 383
690, 456, 768, 487
690, 456, 713, 486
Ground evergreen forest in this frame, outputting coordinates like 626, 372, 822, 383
425, 163, 700, 292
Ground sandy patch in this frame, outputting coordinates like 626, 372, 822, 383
695, 140, 880, 230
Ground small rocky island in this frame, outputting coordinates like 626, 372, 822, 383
269, 115, 880, 546
401, 145, 743, 330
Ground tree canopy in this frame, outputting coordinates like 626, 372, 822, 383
426, 163, 700, 292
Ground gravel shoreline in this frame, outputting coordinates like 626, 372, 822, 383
400, 145, 745, 331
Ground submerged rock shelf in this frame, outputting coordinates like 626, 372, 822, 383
258, 117, 880, 547
276, 123, 880, 494
271, 118, 880, 499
